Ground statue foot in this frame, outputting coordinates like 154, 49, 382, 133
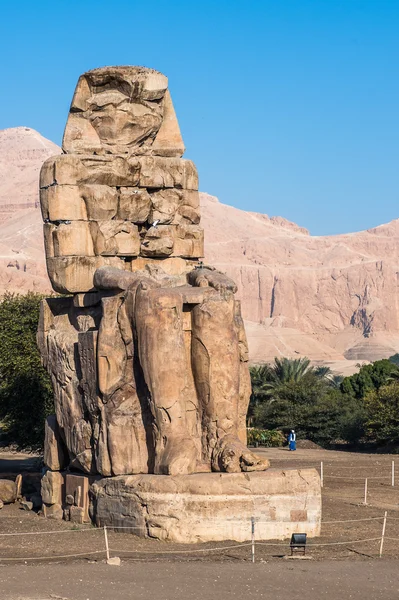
156, 436, 199, 476
212, 435, 270, 473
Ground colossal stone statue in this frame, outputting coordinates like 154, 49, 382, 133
38, 66, 269, 479
38, 67, 322, 541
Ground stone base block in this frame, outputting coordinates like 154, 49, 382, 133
90, 469, 321, 543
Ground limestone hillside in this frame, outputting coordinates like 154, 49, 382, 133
1, 126, 398, 374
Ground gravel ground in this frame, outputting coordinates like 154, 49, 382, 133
1, 447, 399, 598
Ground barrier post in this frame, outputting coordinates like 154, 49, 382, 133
104, 525, 110, 561
364, 478, 368, 505
251, 517, 255, 564
392, 461, 395, 487
320, 461, 324, 488
379, 511, 388, 558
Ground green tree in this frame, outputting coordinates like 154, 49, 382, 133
340, 359, 397, 399
0, 293, 54, 448
248, 364, 273, 424
250, 357, 363, 446
364, 383, 399, 446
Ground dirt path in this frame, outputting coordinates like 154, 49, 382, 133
1, 560, 399, 600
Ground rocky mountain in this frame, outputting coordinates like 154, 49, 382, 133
1, 126, 398, 374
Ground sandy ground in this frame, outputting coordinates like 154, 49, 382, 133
1, 560, 399, 600
1, 447, 399, 598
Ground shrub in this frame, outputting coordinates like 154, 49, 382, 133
364, 382, 399, 446
0, 293, 54, 448
247, 428, 285, 447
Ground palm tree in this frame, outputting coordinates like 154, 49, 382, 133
248, 364, 274, 424
270, 357, 313, 384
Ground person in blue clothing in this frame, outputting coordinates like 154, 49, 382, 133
288, 429, 296, 451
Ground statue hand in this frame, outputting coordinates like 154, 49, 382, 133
188, 266, 237, 293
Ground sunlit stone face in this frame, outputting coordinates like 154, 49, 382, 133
63, 66, 169, 154
87, 89, 163, 148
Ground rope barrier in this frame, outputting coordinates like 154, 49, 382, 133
324, 475, 389, 480
109, 543, 253, 555
321, 517, 384, 524
0, 528, 103, 537
0, 550, 105, 562
256, 537, 381, 548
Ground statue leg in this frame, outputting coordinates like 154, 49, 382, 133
134, 285, 200, 475
97, 294, 150, 475
191, 291, 270, 472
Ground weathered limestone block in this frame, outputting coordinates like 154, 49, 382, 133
44, 222, 95, 258
41, 470, 64, 505
0, 480, 17, 504
149, 189, 181, 224
40, 155, 197, 190
65, 473, 90, 522
46, 256, 128, 294
89, 221, 140, 256
130, 256, 195, 277
147, 189, 200, 225
138, 157, 198, 190
42, 503, 63, 520
118, 187, 151, 222
69, 505, 86, 524
140, 224, 204, 259
178, 205, 201, 225
173, 224, 204, 258
41, 185, 88, 221
91, 470, 322, 543
40, 154, 141, 187
44, 414, 67, 471
41, 184, 120, 222
141, 225, 174, 257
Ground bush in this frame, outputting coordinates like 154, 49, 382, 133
364, 382, 399, 446
0, 293, 54, 449
247, 428, 285, 447
340, 359, 397, 399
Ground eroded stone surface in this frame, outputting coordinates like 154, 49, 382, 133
91, 469, 321, 543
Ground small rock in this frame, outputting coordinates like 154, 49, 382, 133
0, 479, 17, 504
43, 503, 64, 520
20, 500, 33, 511
15, 474, 23, 500
69, 505, 85, 524
0, 499, 4, 509
107, 556, 121, 566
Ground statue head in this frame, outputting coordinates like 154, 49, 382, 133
63, 66, 185, 157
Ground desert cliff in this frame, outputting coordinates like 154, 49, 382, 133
1, 126, 398, 373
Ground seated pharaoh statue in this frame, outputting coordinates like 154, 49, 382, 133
38, 66, 270, 479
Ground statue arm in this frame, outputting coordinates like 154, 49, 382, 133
94, 266, 151, 291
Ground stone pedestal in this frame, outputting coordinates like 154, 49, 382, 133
90, 469, 321, 543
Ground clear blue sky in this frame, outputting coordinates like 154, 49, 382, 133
1, 0, 398, 235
